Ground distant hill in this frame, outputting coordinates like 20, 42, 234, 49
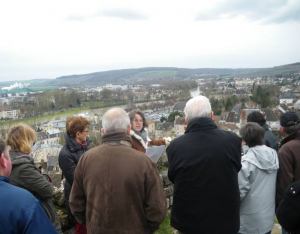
49, 64, 300, 86
1, 63, 299, 87
49, 67, 262, 86
231, 62, 300, 78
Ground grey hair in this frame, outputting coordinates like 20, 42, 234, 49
102, 108, 130, 134
184, 95, 212, 122
239, 122, 265, 148
283, 123, 300, 135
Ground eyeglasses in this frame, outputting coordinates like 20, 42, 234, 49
133, 119, 143, 123
81, 131, 89, 133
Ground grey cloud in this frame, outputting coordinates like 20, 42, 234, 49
94, 9, 148, 20
195, 0, 300, 24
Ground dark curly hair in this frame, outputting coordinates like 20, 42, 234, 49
240, 122, 265, 148
247, 111, 266, 126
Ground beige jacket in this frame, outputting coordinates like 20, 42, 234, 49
69, 132, 167, 234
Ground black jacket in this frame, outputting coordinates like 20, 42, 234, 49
167, 117, 242, 234
276, 180, 300, 234
262, 124, 278, 152
59, 133, 91, 201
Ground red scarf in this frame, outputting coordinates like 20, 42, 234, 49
81, 141, 88, 149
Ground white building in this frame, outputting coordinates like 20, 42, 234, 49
0, 107, 19, 119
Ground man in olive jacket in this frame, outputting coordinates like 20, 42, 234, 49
70, 108, 167, 234
167, 96, 242, 234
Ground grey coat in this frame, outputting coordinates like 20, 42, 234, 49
9, 151, 61, 233
238, 145, 279, 234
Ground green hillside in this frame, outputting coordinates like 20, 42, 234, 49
1, 63, 299, 88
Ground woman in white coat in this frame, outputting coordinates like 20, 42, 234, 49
238, 122, 279, 234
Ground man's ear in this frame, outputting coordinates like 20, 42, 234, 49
0, 153, 6, 168
127, 124, 131, 134
185, 117, 189, 125
101, 128, 105, 135
211, 111, 214, 120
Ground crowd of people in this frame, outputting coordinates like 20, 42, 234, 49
0, 95, 299, 234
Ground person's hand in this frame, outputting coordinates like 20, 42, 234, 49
163, 137, 172, 146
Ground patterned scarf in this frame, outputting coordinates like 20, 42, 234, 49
133, 128, 148, 144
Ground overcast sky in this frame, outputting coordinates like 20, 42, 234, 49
1, 0, 300, 81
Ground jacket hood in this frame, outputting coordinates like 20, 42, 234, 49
64, 133, 91, 153
9, 151, 34, 166
242, 145, 279, 173
185, 117, 217, 134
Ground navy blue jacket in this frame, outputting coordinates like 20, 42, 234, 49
262, 124, 278, 152
0, 176, 57, 234
167, 117, 242, 234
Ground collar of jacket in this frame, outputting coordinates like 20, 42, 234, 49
102, 132, 132, 147
65, 133, 92, 152
280, 129, 300, 148
130, 129, 148, 149
185, 117, 217, 134
0, 176, 10, 183
262, 124, 270, 131
9, 151, 33, 164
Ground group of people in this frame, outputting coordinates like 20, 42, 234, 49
167, 96, 300, 234
0, 95, 299, 234
0, 126, 59, 233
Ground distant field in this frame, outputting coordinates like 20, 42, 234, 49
29, 86, 61, 91
0, 107, 89, 129
0, 86, 61, 94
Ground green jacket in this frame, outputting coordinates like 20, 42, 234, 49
9, 151, 62, 233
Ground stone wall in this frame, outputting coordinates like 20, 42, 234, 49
160, 170, 173, 208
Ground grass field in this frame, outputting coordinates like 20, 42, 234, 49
0, 107, 90, 129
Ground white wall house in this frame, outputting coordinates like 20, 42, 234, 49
0, 107, 19, 119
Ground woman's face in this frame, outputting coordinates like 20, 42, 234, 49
132, 114, 143, 132
76, 126, 89, 143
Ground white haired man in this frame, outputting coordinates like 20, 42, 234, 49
69, 108, 167, 233
0, 138, 57, 233
167, 96, 242, 234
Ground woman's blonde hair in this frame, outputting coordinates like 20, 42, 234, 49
5, 124, 37, 154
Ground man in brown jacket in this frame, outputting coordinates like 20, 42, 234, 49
276, 111, 300, 209
69, 108, 167, 234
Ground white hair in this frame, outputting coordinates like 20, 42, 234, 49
102, 108, 130, 134
184, 95, 212, 121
